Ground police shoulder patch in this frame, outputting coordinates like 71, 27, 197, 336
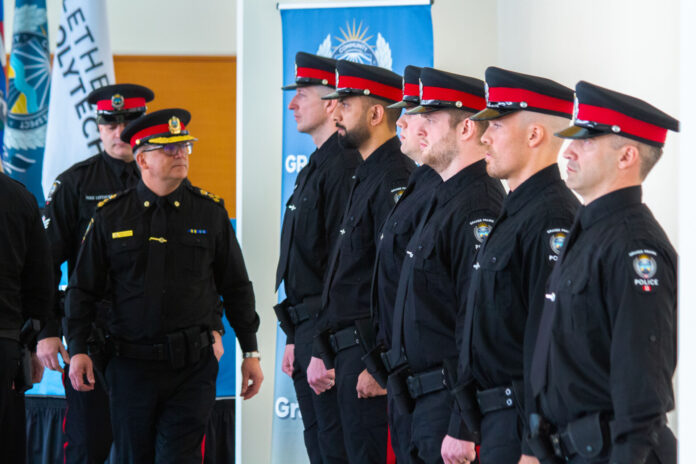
469, 218, 495, 244
628, 248, 660, 293
45, 180, 61, 205
390, 186, 407, 204
545, 227, 570, 263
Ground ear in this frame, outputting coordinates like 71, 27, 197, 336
617, 143, 640, 171
527, 123, 546, 149
460, 118, 476, 142
135, 151, 147, 171
369, 103, 385, 127
324, 98, 338, 115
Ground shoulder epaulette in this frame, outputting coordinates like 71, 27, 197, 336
188, 184, 225, 206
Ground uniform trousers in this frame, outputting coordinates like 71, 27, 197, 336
479, 407, 522, 464
0, 338, 25, 464
334, 343, 389, 464
105, 347, 218, 464
387, 393, 414, 463
563, 425, 676, 464
407, 389, 455, 464
293, 319, 348, 463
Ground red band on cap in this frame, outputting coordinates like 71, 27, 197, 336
576, 103, 668, 144
403, 83, 420, 98
97, 97, 147, 111
296, 67, 335, 86
129, 122, 186, 148
338, 75, 402, 102
421, 86, 486, 111
487, 87, 573, 115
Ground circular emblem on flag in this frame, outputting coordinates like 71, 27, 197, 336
169, 116, 182, 134
549, 232, 567, 255
473, 222, 491, 243
111, 94, 125, 110
316, 21, 393, 69
633, 254, 657, 279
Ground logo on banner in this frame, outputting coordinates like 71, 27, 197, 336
316, 20, 393, 70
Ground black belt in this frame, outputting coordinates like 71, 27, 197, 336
110, 330, 211, 361
476, 385, 515, 414
406, 367, 447, 400
548, 413, 608, 460
329, 326, 361, 353
287, 304, 317, 325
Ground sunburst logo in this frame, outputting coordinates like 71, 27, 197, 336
316, 19, 392, 70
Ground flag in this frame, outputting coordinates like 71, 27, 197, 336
2, 0, 50, 203
42, 0, 115, 197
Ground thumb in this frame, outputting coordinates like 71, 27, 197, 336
59, 345, 71, 364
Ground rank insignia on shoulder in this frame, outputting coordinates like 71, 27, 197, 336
391, 186, 407, 203
470, 218, 495, 243
189, 229, 207, 235
82, 218, 95, 243
112, 230, 134, 239
629, 249, 659, 293
546, 227, 570, 262
198, 188, 222, 203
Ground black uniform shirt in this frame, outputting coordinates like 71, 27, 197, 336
0, 172, 53, 338
40, 152, 140, 338
371, 165, 441, 349
534, 186, 676, 464
315, 136, 415, 346
275, 133, 361, 343
461, 164, 579, 390
66, 180, 259, 355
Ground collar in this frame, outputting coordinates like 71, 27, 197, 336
436, 159, 488, 204
504, 163, 562, 215
136, 179, 187, 211
101, 151, 137, 178
579, 185, 642, 230
312, 132, 341, 169
355, 136, 402, 180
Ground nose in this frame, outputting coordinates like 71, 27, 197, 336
480, 126, 492, 146
396, 113, 407, 129
114, 122, 128, 139
288, 95, 299, 110
563, 140, 579, 160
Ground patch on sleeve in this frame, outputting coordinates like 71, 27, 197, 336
82, 218, 95, 243
390, 186, 407, 204
629, 249, 659, 293
45, 180, 61, 205
546, 227, 570, 263
469, 218, 495, 248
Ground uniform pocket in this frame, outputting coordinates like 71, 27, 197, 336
179, 234, 213, 273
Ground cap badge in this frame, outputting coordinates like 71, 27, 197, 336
611, 125, 621, 133
484, 83, 490, 103
111, 94, 124, 110
572, 95, 579, 123
363, 89, 371, 96
520, 101, 528, 108
322, 79, 329, 85
455, 101, 463, 108
169, 116, 182, 135
335, 70, 341, 88
419, 79, 424, 99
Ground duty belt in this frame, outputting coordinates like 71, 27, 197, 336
548, 413, 608, 460
110, 329, 211, 364
406, 367, 447, 400
476, 385, 516, 414
287, 304, 316, 325
329, 326, 361, 353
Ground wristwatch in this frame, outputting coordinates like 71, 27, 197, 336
243, 351, 261, 360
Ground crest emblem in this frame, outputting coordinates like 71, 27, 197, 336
473, 222, 492, 243
633, 253, 657, 279
316, 20, 393, 70
549, 232, 567, 255
391, 186, 407, 203
572, 94, 579, 124
111, 93, 124, 110
419, 79, 424, 99
169, 116, 182, 134
484, 83, 490, 104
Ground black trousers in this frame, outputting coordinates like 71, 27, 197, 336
105, 347, 218, 464
565, 425, 677, 464
334, 343, 388, 464
387, 392, 416, 464
294, 319, 348, 464
62, 362, 113, 463
0, 338, 25, 464
479, 407, 521, 464
408, 389, 455, 464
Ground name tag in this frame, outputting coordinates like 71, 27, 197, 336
112, 230, 134, 239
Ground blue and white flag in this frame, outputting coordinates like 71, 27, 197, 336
42, 0, 115, 197
275, 2, 433, 462
2, 0, 50, 204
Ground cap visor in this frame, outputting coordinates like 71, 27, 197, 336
281, 83, 299, 91
405, 105, 439, 115
554, 125, 601, 140
147, 135, 198, 144
387, 100, 410, 109
471, 107, 516, 121
321, 91, 341, 100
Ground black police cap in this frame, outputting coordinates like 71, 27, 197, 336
406, 67, 486, 115
387, 65, 423, 109
121, 108, 196, 149
322, 60, 402, 103
472, 67, 574, 121
87, 83, 155, 124
556, 81, 679, 148
282, 52, 338, 90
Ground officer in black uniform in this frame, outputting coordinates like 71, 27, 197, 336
36, 83, 154, 463
364, 65, 442, 462
527, 82, 678, 464
0, 172, 53, 464
451, 68, 580, 464
66, 109, 263, 463
276, 51, 360, 464
306, 60, 415, 463
384, 67, 506, 464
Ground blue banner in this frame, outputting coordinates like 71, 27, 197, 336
275, 3, 433, 462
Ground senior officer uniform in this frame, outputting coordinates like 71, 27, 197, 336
39, 83, 153, 463
313, 60, 415, 463
528, 82, 678, 464
456, 68, 580, 462
364, 65, 442, 463
385, 68, 505, 463
66, 109, 260, 463
276, 52, 361, 464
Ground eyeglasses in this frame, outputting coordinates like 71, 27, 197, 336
140, 142, 193, 156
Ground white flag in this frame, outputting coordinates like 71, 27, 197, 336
42, 0, 115, 194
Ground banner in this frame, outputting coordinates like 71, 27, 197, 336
275, 2, 433, 462
2, 0, 50, 204
42, 0, 115, 197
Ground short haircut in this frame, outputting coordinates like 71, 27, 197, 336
610, 135, 663, 180
364, 96, 401, 129
445, 109, 489, 143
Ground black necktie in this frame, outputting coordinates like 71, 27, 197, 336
121, 164, 139, 189
144, 197, 167, 338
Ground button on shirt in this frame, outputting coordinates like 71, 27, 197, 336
533, 186, 676, 464
66, 180, 260, 355
371, 165, 442, 349
275, 133, 361, 343
315, 136, 415, 344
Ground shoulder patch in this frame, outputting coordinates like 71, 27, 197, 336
188, 185, 225, 206
45, 180, 61, 205
470, 218, 495, 245
390, 186, 407, 204
629, 248, 660, 293
546, 227, 570, 263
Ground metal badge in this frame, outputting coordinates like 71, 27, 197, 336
111, 93, 124, 110
169, 116, 182, 134
611, 125, 621, 133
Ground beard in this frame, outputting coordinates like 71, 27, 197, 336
421, 133, 458, 173
337, 122, 370, 150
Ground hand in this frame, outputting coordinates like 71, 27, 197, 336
356, 369, 386, 398
281, 344, 295, 377
441, 435, 476, 464
518, 455, 540, 464
212, 331, 224, 361
69, 354, 95, 392
240, 357, 263, 400
31, 352, 45, 383
306, 356, 335, 395
36, 337, 70, 373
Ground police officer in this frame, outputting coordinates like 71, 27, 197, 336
0, 172, 53, 463
66, 109, 263, 463
449, 67, 580, 464
384, 67, 506, 464
364, 65, 442, 462
276, 51, 360, 463
36, 83, 154, 463
306, 60, 415, 463
527, 82, 678, 464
